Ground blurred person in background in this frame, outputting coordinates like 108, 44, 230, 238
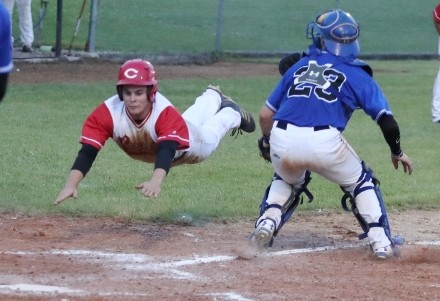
0, 1, 13, 101
432, 3, 440, 123
2, 0, 34, 53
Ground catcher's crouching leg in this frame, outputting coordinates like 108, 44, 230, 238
249, 172, 313, 251
341, 162, 404, 259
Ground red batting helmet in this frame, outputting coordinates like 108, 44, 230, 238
116, 59, 158, 101
434, 4, 440, 23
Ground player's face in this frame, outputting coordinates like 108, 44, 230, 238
122, 85, 151, 121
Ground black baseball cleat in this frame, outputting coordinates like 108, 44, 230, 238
22, 45, 33, 53
208, 85, 256, 134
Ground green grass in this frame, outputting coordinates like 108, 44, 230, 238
1, 59, 439, 222
16, 0, 440, 54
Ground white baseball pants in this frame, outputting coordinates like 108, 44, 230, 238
173, 88, 241, 165
259, 120, 391, 249
2, 0, 34, 47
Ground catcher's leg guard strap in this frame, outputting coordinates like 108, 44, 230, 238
340, 161, 403, 246
256, 175, 290, 231
257, 171, 314, 237
279, 171, 314, 233
374, 183, 405, 246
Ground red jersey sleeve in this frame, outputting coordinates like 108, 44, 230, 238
155, 106, 189, 150
80, 103, 114, 150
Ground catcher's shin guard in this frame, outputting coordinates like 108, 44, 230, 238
340, 161, 404, 247
258, 171, 314, 243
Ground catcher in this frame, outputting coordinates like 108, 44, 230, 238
54, 59, 255, 204
251, 9, 413, 259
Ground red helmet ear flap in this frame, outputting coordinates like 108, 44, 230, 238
117, 86, 123, 101
148, 85, 158, 102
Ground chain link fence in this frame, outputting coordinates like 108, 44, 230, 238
13, 0, 440, 60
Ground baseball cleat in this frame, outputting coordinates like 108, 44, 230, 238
22, 45, 34, 53
208, 85, 256, 134
249, 219, 275, 251
373, 244, 394, 259
391, 234, 405, 246
207, 84, 223, 97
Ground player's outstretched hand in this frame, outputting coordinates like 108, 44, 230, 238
135, 180, 161, 198
391, 152, 413, 175
53, 187, 78, 206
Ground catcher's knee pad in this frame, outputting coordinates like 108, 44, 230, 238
340, 161, 404, 246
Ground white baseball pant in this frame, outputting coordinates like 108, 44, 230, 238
2, 0, 34, 47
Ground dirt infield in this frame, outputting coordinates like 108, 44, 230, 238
1, 210, 440, 301
8, 59, 280, 84
3, 60, 440, 300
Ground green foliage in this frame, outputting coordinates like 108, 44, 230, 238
1, 60, 439, 222
21, 0, 440, 54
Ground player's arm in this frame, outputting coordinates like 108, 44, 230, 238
135, 140, 178, 198
259, 105, 275, 137
0, 73, 9, 102
53, 144, 99, 205
257, 105, 275, 162
377, 114, 413, 175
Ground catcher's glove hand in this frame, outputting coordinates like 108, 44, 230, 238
258, 135, 271, 163
278, 52, 302, 75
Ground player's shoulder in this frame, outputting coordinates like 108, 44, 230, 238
155, 92, 171, 103
154, 92, 175, 110
104, 95, 122, 107
347, 59, 373, 77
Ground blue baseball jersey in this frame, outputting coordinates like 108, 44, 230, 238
266, 47, 392, 131
0, 3, 13, 74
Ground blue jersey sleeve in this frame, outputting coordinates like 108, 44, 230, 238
353, 76, 392, 122
266, 80, 284, 113
266, 62, 302, 112
0, 4, 13, 74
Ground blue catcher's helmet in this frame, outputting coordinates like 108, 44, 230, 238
307, 9, 360, 57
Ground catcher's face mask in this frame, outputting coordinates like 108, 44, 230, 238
307, 9, 360, 57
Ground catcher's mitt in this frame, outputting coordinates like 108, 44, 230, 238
258, 136, 271, 163
278, 52, 302, 75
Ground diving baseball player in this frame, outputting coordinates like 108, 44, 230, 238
54, 59, 255, 204
251, 9, 413, 259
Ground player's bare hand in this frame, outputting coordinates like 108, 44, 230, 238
391, 152, 413, 175
136, 181, 161, 198
53, 187, 78, 206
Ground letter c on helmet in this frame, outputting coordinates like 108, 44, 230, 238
124, 68, 139, 79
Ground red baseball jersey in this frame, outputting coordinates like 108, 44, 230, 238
80, 92, 190, 163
